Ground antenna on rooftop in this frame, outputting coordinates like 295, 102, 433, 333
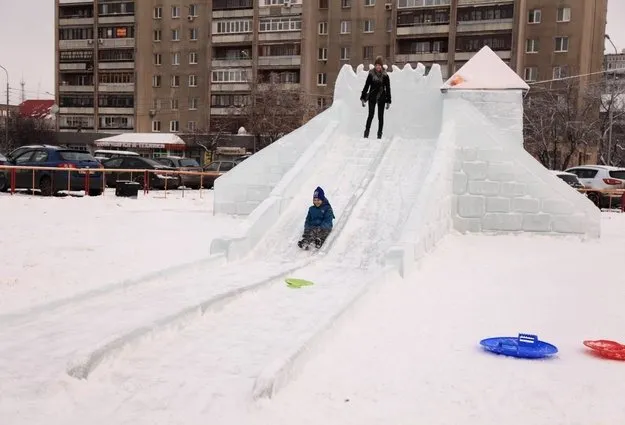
20, 76, 25, 103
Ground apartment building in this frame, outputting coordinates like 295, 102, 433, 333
605, 51, 625, 72
55, 0, 136, 133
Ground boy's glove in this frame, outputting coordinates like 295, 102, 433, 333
361, 100, 366, 107
385, 103, 390, 110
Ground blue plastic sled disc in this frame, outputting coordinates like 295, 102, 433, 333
285, 278, 314, 288
480, 333, 558, 359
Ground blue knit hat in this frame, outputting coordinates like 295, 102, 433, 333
313, 186, 326, 201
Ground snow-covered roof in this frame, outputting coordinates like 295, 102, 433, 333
441, 46, 530, 91
94, 133, 186, 149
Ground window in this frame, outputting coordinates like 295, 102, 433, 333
189, 52, 198, 64
259, 17, 302, 32
318, 47, 327, 61
98, 48, 134, 62
211, 94, 250, 107
171, 98, 179, 110
189, 75, 198, 87
189, 28, 198, 40
340, 47, 350, 60
172, 29, 180, 41
153, 6, 162, 18
153, 29, 161, 42
523, 67, 537, 82
188, 121, 197, 132
215, 20, 252, 34
397, 0, 450, 7
342, 0, 351, 6
212, 69, 249, 82
317, 73, 327, 86
172, 52, 180, 65
365, 0, 375, 6
525, 39, 539, 53
259, 0, 303, 5
555, 36, 568, 52
152, 120, 161, 132
170, 120, 180, 132
363, 46, 373, 59
189, 4, 198, 16
340, 21, 351, 34
153, 53, 162, 65
171, 75, 180, 87
259, 43, 300, 56
318, 0, 328, 8
553, 65, 569, 79
171, 5, 180, 18
557, 7, 571, 22
528, 9, 541, 24
152, 75, 161, 87
97, 26, 134, 39
99, 72, 134, 84
318, 21, 328, 35
189, 97, 199, 110
363, 20, 374, 33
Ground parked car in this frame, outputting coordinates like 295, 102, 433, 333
565, 165, 625, 208
6, 144, 58, 161
155, 156, 203, 189
93, 149, 140, 162
201, 159, 242, 189
550, 170, 585, 189
1, 146, 103, 196
101, 156, 179, 190
0, 153, 8, 192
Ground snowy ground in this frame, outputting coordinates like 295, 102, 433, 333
0, 189, 242, 315
1, 190, 625, 424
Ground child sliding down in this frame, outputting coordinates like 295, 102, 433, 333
298, 186, 335, 250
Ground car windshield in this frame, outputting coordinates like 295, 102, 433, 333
59, 151, 97, 161
180, 158, 199, 167
609, 170, 625, 180
557, 174, 580, 185
143, 158, 166, 167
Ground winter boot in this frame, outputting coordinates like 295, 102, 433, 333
377, 131, 382, 139
314, 237, 323, 249
298, 239, 309, 250
364, 129, 370, 138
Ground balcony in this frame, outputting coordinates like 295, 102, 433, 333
60, 63, 91, 71
454, 50, 511, 61
210, 83, 251, 91
212, 34, 254, 44
397, 0, 450, 8
98, 83, 134, 92
98, 62, 134, 70
456, 19, 514, 33
257, 82, 300, 91
98, 107, 134, 115
257, 56, 301, 67
58, 85, 94, 93
210, 107, 240, 115
59, 39, 94, 50
211, 58, 252, 68
395, 52, 449, 62
59, 17, 94, 26
98, 15, 135, 24
396, 24, 450, 37
98, 38, 135, 48
458, 0, 513, 5
258, 31, 301, 42
258, 5, 302, 16
59, 107, 95, 114
212, 9, 253, 18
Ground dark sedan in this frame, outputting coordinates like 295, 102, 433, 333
102, 156, 179, 190
156, 156, 203, 189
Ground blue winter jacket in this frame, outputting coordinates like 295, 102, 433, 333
305, 202, 334, 230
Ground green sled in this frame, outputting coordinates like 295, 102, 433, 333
285, 278, 314, 288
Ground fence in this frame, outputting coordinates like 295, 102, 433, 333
0, 165, 222, 198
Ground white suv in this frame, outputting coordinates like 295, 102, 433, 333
564, 165, 625, 208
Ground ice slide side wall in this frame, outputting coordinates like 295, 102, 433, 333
447, 91, 601, 238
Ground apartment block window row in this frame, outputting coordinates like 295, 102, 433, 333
59, 73, 93, 86
213, 46, 252, 60
211, 94, 250, 107
259, 43, 300, 57
100, 116, 133, 129
98, 2, 134, 16
99, 72, 134, 84
397, 10, 449, 26
60, 95, 94, 108
456, 35, 511, 52
397, 39, 447, 54
457, 5, 514, 22
527, 7, 571, 24
258, 70, 300, 83
214, 19, 252, 34
259, 17, 301, 32
59, 50, 93, 62
259, 0, 302, 5
59, 27, 93, 40
98, 26, 134, 39
397, 0, 450, 8
98, 48, 134, 62
60, 116, 94, 129
98, 94, 134, 108
59, 6, 93, 19
212, 69, 249, 83
213, 0, 253, 11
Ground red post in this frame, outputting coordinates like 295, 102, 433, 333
621, 192, 625, 213
10, 168, 15, 195
144, 170, 149, 194
84, 170, 90, 195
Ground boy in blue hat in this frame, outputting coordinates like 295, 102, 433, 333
298, 186, 335, 250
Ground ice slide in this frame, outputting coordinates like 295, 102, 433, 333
0, 64, 449, 424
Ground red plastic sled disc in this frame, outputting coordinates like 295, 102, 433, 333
583, 340, 625, 361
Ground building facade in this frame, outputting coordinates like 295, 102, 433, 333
54, 0, 607, 139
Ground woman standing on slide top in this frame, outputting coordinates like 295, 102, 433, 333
360, 56, 391, 139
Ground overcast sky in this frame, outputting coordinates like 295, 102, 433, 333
0, 0, 623, 105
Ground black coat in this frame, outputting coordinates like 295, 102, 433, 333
360, 69, 391, 104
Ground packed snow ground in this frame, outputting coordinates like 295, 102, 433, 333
0, 189, 242, 314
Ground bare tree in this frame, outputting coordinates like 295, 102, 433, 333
596, 73, 625, 166
0, 112, 57, 153
237, 74, 319, 149
524, 77, 604, 170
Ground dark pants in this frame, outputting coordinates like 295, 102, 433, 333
364, 100, 386, 139
301, 227, 331, 245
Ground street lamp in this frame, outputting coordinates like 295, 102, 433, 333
0, 65, 8, 147
605, 35, 618, 164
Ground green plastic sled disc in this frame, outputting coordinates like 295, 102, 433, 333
285, 278, 314, 288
